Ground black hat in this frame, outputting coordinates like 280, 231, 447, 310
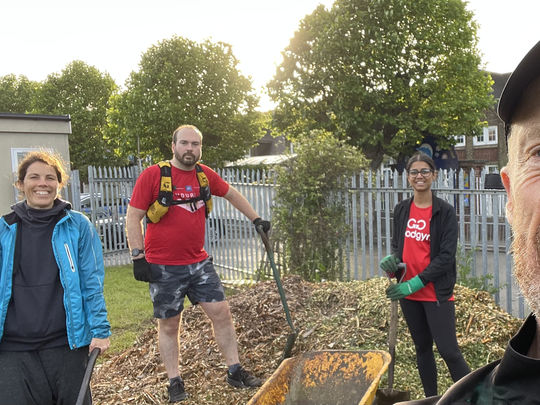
497, 41, 540, 125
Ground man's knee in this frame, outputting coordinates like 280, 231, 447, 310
158, 315, 181, 335
202, 301, 232, 324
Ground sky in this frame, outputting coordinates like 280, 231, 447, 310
1, 0, 539, 111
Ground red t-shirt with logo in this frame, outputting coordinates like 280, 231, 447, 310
402, 202, 441, 301
129, 163, 229, 265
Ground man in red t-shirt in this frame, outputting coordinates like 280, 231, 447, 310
126, 124, 270, 402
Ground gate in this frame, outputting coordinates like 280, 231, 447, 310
83, 166, 139, 266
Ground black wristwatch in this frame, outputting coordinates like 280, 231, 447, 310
131, 248, 144, 257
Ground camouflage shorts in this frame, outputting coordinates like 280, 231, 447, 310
148, 256, 226, 319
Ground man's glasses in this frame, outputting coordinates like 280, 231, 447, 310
408, 168, 433, 177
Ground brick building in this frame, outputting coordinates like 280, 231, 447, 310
454, 72, 511, 174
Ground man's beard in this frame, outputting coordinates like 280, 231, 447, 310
512, 229, 540, 316
175, 150, 199, 167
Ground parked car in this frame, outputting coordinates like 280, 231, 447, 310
96, 215, 127, 251
80, 193, 130, 218
80, 193, 110, 217
79, 193, 128, 251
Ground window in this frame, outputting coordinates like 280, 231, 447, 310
473, 126, 498, 146
454, 135, 465, 147
485, 165, 498, 174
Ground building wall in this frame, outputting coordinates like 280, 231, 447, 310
489, 112, 508, 168
453, 72, 511, 171
0, 114, 71, 213
250, 130, 288, 157
472, 146, 499, 162
454, 107, 508, 171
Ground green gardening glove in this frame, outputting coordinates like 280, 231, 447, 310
380, 254, 400, 275
386, 275, 425, 300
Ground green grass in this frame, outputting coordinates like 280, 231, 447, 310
103, 265, 155, 356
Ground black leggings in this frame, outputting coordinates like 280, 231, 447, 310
0, 345, 91, 405
399, 299, 470, 397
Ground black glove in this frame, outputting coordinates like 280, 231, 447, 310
253, 217, 271, 234
133, 257, 151, 282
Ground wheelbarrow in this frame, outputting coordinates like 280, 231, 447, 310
247, 350, 392, 405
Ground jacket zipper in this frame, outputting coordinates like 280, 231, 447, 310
62, 241, 76, 347
64, 243, 76, 272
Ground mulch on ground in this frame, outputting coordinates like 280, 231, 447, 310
92, 276, 522, 404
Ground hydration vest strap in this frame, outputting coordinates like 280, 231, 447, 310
146, 161, 173, 223
196, 164, 212, 218
146, 161, 212, 223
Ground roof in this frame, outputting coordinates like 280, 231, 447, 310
225, 154, 295, 166
0, 112, 71, 121
490, 72, 512, 99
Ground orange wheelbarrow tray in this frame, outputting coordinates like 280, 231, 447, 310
247, 350, 392, 405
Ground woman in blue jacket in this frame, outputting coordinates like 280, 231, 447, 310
380, 152, 469, 398
0, 151, 111, 405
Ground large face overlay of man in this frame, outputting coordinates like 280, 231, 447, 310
502, 76, 540, 316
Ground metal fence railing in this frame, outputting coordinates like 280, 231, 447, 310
82, 166, 525, 318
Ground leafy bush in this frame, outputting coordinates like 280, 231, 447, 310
273, 130, 368, 281
456, 245, 500, 295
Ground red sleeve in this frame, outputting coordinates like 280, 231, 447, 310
129, 165, 160, 211
200, 164, 229, 197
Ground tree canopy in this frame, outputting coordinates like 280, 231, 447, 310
268, 0, 494, 169
107, 36, 263, 167
0, 74, 39, 114
33, 61, 120, 176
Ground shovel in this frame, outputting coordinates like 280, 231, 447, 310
75, 347, 100, 405
256, 226, 297, 361
375, 263, 411, 405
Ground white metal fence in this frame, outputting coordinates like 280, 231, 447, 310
71, 166, 139, 265
81, 166, 525, 318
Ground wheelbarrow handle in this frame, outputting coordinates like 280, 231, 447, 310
75, 348, 100, 405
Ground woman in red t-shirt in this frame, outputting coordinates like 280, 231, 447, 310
379, 152, 470, 398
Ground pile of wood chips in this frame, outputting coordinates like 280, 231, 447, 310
92, 276, 522, 404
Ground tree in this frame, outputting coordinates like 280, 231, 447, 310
268, 0, 494, 169
33, 61, 120, 176
273, 130, 369, 281
0, 74, 40, 113
107, 36, 262, 167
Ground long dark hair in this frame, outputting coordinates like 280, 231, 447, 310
405, 152, 436, 172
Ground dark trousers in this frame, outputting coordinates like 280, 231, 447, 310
400, 299, 471, 397
0, 345, 91, 405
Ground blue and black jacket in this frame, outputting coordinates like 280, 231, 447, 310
0, 205, 110, 349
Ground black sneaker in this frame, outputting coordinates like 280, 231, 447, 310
168, 378, 188, 402
227, 366, 263, 388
